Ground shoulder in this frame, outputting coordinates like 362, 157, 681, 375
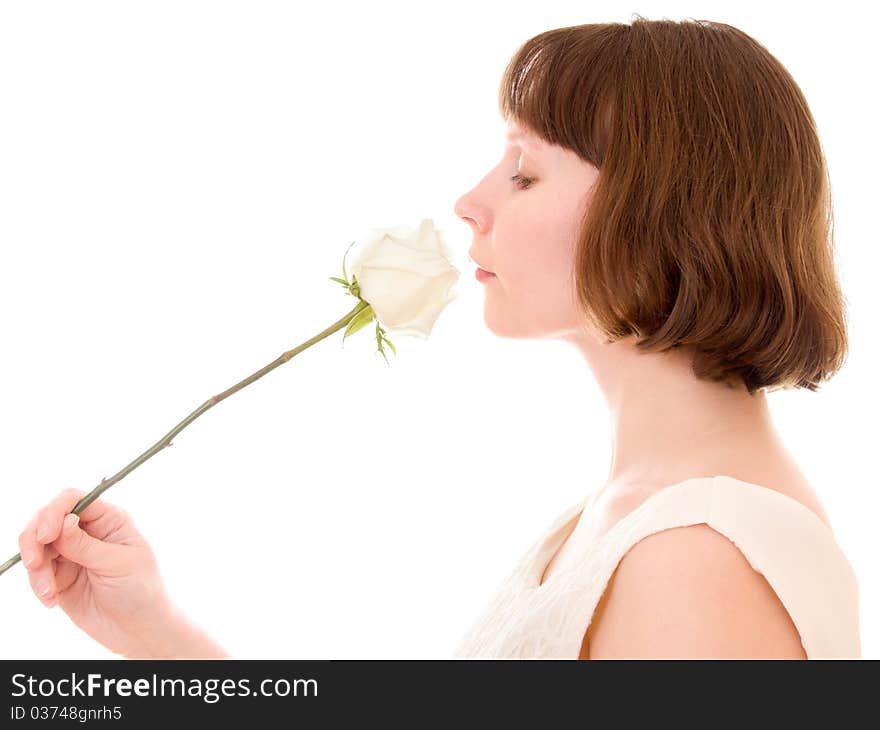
586, 522, 808, 659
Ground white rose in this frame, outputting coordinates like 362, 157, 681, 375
347, 219, 460, 339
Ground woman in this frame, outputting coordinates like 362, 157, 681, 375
17, 18, 860, 659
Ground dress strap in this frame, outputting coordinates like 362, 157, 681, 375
586, 476, 860, 658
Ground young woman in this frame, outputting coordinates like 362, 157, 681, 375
17, 18, 860, 659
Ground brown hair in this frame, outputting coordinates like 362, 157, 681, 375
498, 16, 848, 394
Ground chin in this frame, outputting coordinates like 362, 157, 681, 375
481, 308, 562, 340
480, 285, 577, 339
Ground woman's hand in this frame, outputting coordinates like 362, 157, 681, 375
18, 488, 183, 658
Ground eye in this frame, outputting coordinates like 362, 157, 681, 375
510, 173, 535, 190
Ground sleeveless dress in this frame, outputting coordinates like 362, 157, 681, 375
452, 475, 861, 659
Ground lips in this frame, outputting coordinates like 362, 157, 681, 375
475, 267, 496, 282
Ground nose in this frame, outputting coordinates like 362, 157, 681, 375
454, 191, 483, 233
453, 192, 469, 222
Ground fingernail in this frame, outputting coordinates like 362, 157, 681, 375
36, 523, 48, 541
63, 514, 79, 531
21, 548, 34, 567
36, 578, 52, 597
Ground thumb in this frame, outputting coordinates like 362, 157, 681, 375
54, 513, 119, 571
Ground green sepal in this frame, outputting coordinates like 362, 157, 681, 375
341, 240, 356, 283
342, 304, 375, 342
328, 276, 349, 286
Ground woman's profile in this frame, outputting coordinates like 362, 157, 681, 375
17, 17, 860, 659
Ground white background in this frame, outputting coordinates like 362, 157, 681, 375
1, 0, 877, 659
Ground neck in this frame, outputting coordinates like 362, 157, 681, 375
563, 333, 790, 491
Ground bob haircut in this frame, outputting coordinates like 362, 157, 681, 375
498, 16, 848, 395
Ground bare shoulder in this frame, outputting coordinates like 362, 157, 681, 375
584, 522, 808, 659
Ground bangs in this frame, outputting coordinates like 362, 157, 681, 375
497, 24, 625, 170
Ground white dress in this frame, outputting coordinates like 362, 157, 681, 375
453, 475, 861, 659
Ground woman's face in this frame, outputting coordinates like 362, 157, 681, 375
454, 120, 601, 339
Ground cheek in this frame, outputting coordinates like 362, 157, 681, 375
501, 242, 577, 314
493, 190, 581, 283
499, 208, 576, 286
499, 221, 580, 320
494, 203, 553, 270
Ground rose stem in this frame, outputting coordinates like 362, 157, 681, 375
0, 298, 372, 577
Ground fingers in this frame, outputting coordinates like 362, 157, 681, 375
19, 488, 124, 572
19, 488, 86, 570
54, 556, 81, 594
26, 557, 58, 607
18, 487, 123, 608
25, 548, 64, 609
52, 512, 121, 572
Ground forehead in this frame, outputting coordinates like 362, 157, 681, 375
505, 124, 545, 150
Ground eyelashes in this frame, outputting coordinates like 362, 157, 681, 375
510, 173, 535, 190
